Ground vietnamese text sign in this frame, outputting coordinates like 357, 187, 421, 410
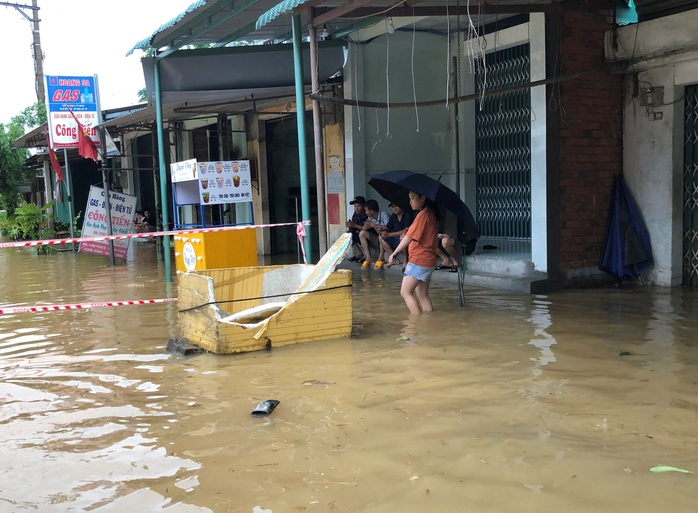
45, 75, 100, 149
197, 161, 252, 205
80, 186, 137, 260
171, 159, 198, 183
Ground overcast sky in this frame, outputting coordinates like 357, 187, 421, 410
0, 0, 195, 126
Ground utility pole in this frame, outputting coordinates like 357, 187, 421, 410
31, 0, 44, 103
1, 1, 44, 102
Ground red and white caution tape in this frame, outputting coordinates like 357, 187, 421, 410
0, 297, 178, 315
0, 220, 311, 249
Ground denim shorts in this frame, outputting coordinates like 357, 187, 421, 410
404, 262, 435, 282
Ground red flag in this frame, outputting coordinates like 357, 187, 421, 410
66, 106, 100, 163
45, 132, 64, 182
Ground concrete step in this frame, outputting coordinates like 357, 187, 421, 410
338, 256, 551, 294
464, 254, 537, 275
461, 268, 549, 294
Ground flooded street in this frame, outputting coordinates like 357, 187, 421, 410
1, 243, 697, 513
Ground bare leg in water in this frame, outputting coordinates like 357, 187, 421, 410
400, 275, 433, 314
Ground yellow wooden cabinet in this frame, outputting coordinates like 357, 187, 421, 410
173, 229, 257, 273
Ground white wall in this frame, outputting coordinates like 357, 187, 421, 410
347, 28, 454, 198
607, 10, 698, 286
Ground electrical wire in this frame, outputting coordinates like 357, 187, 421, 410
411, 2, 420, 132
353, 37, 362, 132
445, 0, 451, 109
385, 16, 392, 139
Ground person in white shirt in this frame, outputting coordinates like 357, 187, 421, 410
359, 199, 390, 270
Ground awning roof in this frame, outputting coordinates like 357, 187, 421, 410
13, 124, 47, 149
128, 0, 550, 57
104, 40, 345, 131
256, 0, 313, 30
141, 41, 345, 93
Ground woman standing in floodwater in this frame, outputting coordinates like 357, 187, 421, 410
388, 191, 439, 314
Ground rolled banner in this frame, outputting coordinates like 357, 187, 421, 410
251, 399, 280, 417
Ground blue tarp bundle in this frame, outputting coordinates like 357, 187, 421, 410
599, 174, 654, 281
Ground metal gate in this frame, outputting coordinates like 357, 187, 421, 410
684, 84, 698, 287
475, 43, 531, 238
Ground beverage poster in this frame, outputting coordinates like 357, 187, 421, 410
80, 186, 137, 260
197, 161, 253, 205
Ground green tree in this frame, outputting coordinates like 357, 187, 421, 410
12, 102, 47, 132
0, 102, 48, 213
0, 123, 28, 213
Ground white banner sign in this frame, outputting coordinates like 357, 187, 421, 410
80, 186, 137, 260
170, 159, 198, 183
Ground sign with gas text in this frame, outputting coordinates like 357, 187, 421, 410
80, 186, 137, 260
45, 75, 100, 149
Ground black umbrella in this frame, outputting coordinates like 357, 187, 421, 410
368, 170, 479, 245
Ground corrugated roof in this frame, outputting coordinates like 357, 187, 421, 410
128, 0, 698, 59
256, 0, 312, 30
127, 1, 551, 57
127, 0, 209, 55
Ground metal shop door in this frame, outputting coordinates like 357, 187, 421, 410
475, 43, 532, 239
684, 84, 698, 287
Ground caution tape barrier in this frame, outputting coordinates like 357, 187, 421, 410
0, 220, 311, 249
0, 298, 179, 315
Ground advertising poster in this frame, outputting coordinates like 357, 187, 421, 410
80, 186, 137, 260
170, 158, 198, 183
45, 75, 100, 149
197, 160, 252, 205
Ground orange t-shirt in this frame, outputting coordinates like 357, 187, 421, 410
406, 208, 438, 267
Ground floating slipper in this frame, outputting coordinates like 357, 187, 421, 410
251, 399, 280, 417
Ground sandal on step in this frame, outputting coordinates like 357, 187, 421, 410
449, 266, 459, 273
435, 264, 447, 271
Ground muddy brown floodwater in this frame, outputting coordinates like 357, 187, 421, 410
1, 243, 697, 512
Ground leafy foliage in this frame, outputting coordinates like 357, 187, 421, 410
0, 200, 59, 254
0, 123, 28, 212
55, 211, 83, 238
0, 102, 47, 213
12, 103, 47, 132
5, 200, 56, 239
